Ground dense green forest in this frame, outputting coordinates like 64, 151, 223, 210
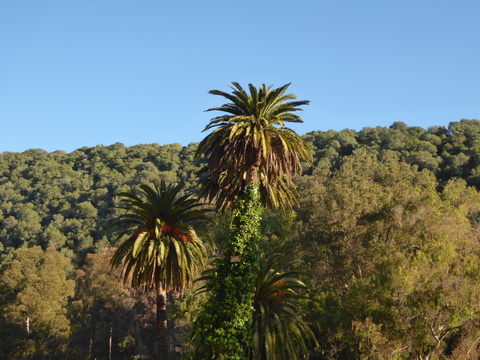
2, 119, 480, 359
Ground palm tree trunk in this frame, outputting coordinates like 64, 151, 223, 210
246, 165, 259, 185
156, 286, 168, 360
245, 148, 261, 185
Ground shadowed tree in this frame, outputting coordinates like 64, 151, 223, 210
108, 181, 211, 360
252, 254, 317, 360
194, 83, 311, 359
0, 247, 75, 358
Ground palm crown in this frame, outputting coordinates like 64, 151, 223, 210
196, 82, 312, 210
109, 181, 211, 292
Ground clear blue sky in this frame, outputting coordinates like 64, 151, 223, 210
1, 1, 479, 153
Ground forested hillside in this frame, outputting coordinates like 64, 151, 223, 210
2, 119, 480, 358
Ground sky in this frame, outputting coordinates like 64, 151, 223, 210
1, 1, 479, 153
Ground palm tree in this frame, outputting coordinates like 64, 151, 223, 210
196, 82, 311, 211
195, 253, 318, 360
108, 181, 211, 360
253, 254, 317, 360
193, 83, 311, 359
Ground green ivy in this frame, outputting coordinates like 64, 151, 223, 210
193, 184, 262, 359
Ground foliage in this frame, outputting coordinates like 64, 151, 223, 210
1, 120, 480, 358
2, 120, 480, 263
70, 248, 156, 359
295, 150, 480, 358
303, 119, 480, 191
0, 143, 204, 263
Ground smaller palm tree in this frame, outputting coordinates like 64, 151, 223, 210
195, 253, 318, 360
108, 181, 211, 360
252, 253, 318, 360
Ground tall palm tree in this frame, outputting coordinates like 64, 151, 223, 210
193, 83, 311, 359
196, 82, 311, 210
108, 181, 211, 360
253, 254, 317, 360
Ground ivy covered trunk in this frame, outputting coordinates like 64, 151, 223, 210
194, 184, 262, 360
